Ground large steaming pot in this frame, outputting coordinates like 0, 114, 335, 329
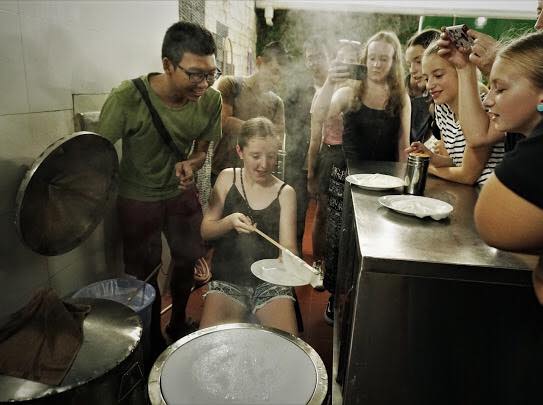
0, 298, 145, 404
148, 323, 328, 405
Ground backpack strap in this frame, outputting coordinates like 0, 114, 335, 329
132, 77, 184, 161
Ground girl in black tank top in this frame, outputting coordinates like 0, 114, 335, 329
211, 167, 286, 286
199, 117, 299, 335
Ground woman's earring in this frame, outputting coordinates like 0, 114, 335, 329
537, 102, 543, 112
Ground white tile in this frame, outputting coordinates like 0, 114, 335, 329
0, 1, 18, 13
0, 157, 30, 215
73, 93, 109, 115
0, 9, 29, 115
0, 110, 75, 214
18, 3, 75, 111
17, 1, 176, 110
0, 110, 74, 160
48, 249, 110, 299
0, 211, 50, 319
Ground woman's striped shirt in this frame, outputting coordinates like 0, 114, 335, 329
434, 102, 504, 185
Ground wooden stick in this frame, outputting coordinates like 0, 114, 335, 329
251, 226, 320, 275
127, 262, 162, 303
160, 303, 172, 316
251, 226, 287, 251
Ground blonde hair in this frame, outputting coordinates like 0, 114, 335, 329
238, 117, 279, 149
423, 41, 441, 59
497, 31, 543, 90
356, 31, 406, 116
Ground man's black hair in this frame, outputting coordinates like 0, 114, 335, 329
260, 41, 289, 65
162, 21, 216, 65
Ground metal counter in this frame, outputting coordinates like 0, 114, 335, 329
333, 160, 542, 405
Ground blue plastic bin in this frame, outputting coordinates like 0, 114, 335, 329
72, 277, 155, 361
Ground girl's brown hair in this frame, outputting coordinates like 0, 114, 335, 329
238, 117, 279, 149
497, 31, 543, 90
354, 31, 407, 116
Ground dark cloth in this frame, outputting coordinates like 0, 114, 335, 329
117, 186, 205, 345
504, 132, 525, 153
316, 144, 345, 194
323, 164, 347, 294
342, 103, 401, 162
0, 289, 90, 385
211, 168, 285, 287
495, 121, 543, 210
410, 94, 433, 143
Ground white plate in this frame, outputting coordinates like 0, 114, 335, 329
251, 258, 313, 287
346, 173, 405, 190
378, 195, 453, 220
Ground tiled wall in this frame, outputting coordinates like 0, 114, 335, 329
205, 0, 257, 76
0, 1, 178, 318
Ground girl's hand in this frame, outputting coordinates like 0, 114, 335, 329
404, 141, 433, 159
328, 61, 351, 84
228, 212, 254, 234
436, 30, 470, 70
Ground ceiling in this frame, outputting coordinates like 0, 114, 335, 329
255, 1, 536, 20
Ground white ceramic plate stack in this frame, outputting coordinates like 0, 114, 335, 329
378, 195, 453, 220
346, 173, 405, 190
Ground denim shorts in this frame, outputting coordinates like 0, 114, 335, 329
205, 281, 295, 314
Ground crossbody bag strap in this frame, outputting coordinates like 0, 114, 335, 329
132, 77, 184, 161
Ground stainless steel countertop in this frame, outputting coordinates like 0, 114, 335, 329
347, 160, 537, 283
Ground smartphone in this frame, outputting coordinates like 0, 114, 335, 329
343, 63, 367, 80
444, 24, 474, 49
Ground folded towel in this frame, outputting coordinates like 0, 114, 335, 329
0, 288, 90, 385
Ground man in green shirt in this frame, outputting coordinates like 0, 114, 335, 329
99, 21, 222, 358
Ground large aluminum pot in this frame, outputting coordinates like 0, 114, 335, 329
148, 323, 328, 405
0, 298, 145, 404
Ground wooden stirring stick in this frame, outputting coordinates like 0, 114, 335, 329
251, 226, 286, 251
250, 226, 320, 275
127, 262, 162, 303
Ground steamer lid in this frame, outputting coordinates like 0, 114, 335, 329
149, 323, 328, 405
14, 132, 118, 256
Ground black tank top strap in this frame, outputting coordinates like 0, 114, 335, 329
232, 167, 237, 184
277, 182, 286, 198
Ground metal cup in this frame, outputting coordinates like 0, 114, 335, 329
404, 153, 430, 195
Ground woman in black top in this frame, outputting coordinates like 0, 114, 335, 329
474, 32, 543, 303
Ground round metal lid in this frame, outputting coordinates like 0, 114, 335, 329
148, 323, 328, 405
0, 298, 142, 402
14, 131, 118, 256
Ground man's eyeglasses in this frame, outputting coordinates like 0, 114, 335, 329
177, 64, 222, 84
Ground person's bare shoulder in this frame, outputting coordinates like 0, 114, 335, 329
215, 76, 237, 103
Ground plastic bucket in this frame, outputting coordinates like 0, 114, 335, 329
72, 277, 155, 363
